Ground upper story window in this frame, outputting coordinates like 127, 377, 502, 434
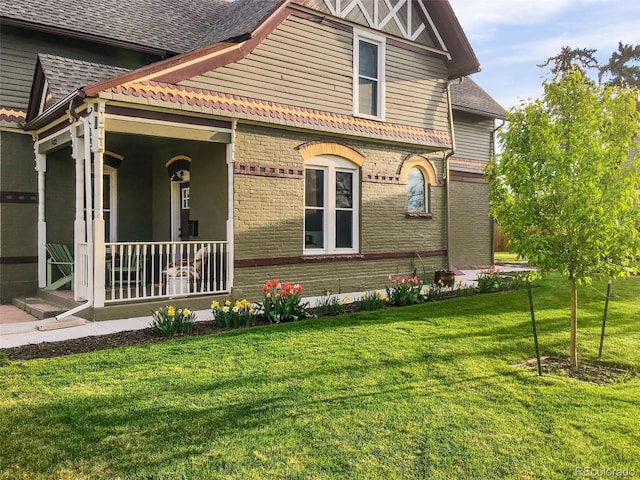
354, 31, 385, 120
304, 155, 360, 254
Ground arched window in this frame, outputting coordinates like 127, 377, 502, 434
400, 155, 437, 216
408, 167, 427, 212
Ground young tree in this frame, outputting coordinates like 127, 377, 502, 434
487, 71, 640, 367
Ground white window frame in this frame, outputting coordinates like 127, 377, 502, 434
353, 29, 386, 121
304, 155, 360, 255
407, 166, 430, 213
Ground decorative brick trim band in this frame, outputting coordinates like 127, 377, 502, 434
108, 81, 451, 148
235, 249, 446, 268
450, 170, 487, 184
234, 162, 304, 179
0, 191, 38, 204
363, 172, 402, 184
297, 141, 365, 167
449, 157, 486, 174
0, 256, 38, 265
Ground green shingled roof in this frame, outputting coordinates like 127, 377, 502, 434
0, 0, 283, 54
451, 77, 506, 119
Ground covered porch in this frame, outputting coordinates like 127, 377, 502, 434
35, 101, 235, 309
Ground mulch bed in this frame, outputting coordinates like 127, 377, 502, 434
3, 320, 229, 361
514, 356, 635, 385
3, 307, 357, 361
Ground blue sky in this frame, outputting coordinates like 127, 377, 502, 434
448, 0, 640, 111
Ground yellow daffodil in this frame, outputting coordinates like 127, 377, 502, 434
212, 301, 220, 309
183, 308, 191, 316
167, 306, 175, 317
249, 308, 255, 314
225, 300, 232, 306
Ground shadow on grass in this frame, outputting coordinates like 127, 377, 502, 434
1, 356, 510, 478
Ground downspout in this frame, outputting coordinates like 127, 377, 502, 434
443, 80, 456, 271
489, 119, 506, 265
56, 107, 94, 320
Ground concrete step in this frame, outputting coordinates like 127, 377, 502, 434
36, 288, 79, 309
12, 296, 68, 320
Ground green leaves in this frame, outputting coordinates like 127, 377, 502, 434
489, 71, 640, 281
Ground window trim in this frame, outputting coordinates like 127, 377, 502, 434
407, 166, 429, 214
353, 30, 386, 121
304, 155, 360, 255
400, 156, 438, 218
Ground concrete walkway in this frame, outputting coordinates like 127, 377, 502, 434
1, 265, 531, 349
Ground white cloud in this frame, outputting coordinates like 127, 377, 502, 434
449, 0, 575, 33
449, 0, 637, 47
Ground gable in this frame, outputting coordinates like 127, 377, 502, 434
26, 54, 129, 122
300, 0, 437, 49
178, 14, 450, 131
297, 0, 479, 79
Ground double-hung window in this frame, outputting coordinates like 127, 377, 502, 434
354, 31, 385, 119
304, 155, 359, 254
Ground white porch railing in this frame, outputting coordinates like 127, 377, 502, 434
75, 242, 90, 301
104, 241, 229, 303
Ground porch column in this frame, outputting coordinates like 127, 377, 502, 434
35, 150, 47, 288
71, 123, 86, 301
226, 120, 236, 289
91, 102, 106, 307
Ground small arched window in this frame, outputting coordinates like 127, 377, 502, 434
407, 167, 427, 212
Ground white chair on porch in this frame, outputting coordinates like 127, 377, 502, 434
162, 247, 209, 294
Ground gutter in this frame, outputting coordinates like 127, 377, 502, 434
488, 119, 506, 265
56, 112, 94, 320
444, 80, 457, 271
24, 89, 86, 131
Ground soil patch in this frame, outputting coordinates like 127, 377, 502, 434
514, 356, 634, 385
3, 319, 267, 361
3, 310, 350, 361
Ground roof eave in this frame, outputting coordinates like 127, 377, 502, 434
0, 17, 174, 57
24, 90, 84, 132
422, 1, 480, 81
452, 104, 506, 121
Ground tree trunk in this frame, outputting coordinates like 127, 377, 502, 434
570, 276, 578, 367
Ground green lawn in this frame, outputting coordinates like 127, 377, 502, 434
494, 251, 527, 263
1, 275, 639, 479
